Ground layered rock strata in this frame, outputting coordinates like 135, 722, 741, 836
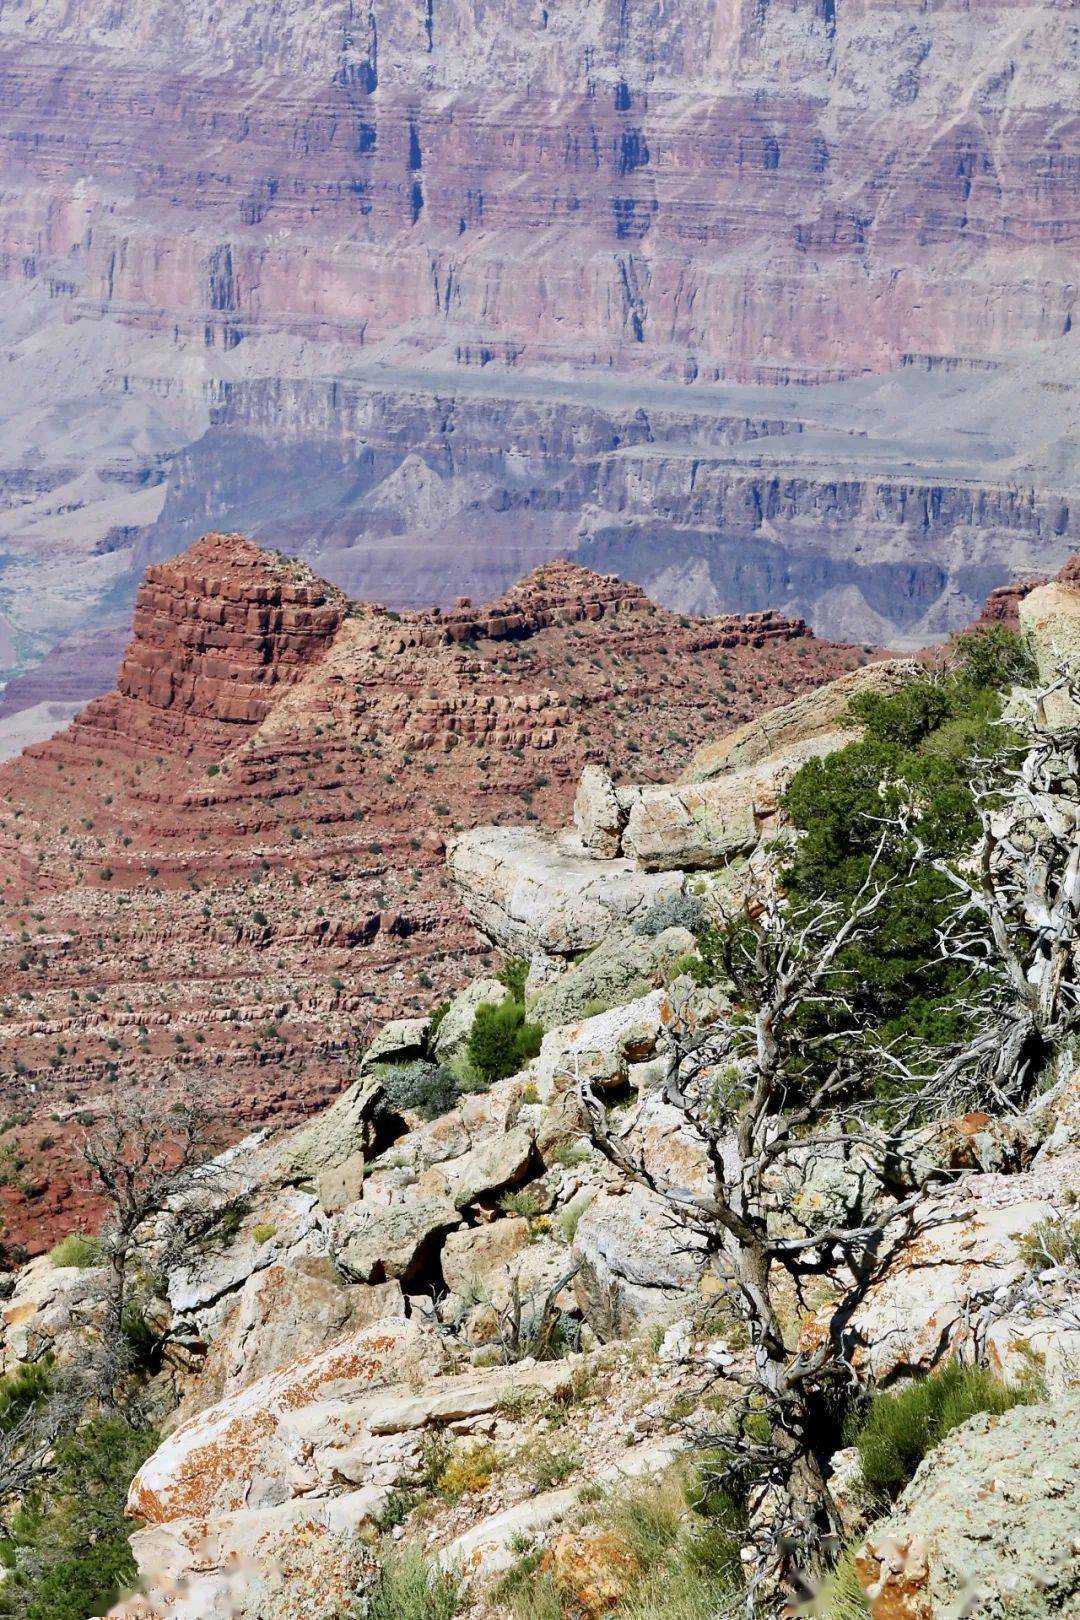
0, 0, 1076, 695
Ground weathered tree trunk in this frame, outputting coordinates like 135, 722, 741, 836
731, 1237, 839, 1599
99, 1233, 131, 1407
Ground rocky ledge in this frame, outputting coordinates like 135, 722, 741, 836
0, 534, 869, 1253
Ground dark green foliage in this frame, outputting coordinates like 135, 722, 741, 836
467, 998, 543, 1085
120, 1302, 162, 1375
779, 642, 1029, 1066
1, 1416, 158, 1620
21, 1536, 139, 1620
0, 1362, 52, 1434
496, 957, 530, 1003
427, 1000, 451, 1040
681, 921, 745, 990
214, 1197, 252, 1241
378, 1061, 458, 1122
848, 1363, 1032, 1504
953, 622, 1037, 691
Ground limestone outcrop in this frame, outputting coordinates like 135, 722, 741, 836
447, 826, 685, 957
802, 1146, 1080, 1392
573, 1185, 708, 1338
528, 927, 694, 1031
1020, 580, 1080, 727
451, 657, 919, 962
683, 659, 917, 783
856, 1396, 1080, 1619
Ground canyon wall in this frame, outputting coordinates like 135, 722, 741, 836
0, 0, 1075, 709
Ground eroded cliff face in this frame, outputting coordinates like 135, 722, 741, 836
1, 0, 1073, 366
0, 0, 1075, 712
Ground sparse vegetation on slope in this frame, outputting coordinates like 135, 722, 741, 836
364, 1546, 461, 1620
0, 1413, 158, 1620
848, 1363, 1033, 1505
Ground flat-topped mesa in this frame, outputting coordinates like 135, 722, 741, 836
65, 533, 346, 756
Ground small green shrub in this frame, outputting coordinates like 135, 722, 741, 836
850, 1362, 1032, 1503
553, 1193, 593, 1244
366, 1546, 462, 1620
634, 894, 707, 938
0, 1361, 53, 1433
378, 1061, 458, 1121
495, 1555, 561, 1620
212, 1197, 251, 1242
49, 1233, 102, 1268
467, 999, 542, 1085
549, 1137, 590, 1169
499, 1188, 544, 1219
497, 958, 530, 1002
251, 1222, 277, 1245
5, 1415, 159, 1620
427, 999, 451, 1040
1018, 1212, 1080, 1271
527, 1444, 578, 1491
803, 1546, 873, 1618
596, 1468, 744, 1620
417, 1428, 454, 1493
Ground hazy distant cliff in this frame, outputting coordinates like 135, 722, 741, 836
0, 0, 1076, 724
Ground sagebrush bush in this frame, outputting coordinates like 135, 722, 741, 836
48, 1233, 102, 1268
849, 1362, 1032, 1503
366, 1546, 461, 1620
554, 1193, 593, 1244
496, 1555, 561, 1620
803, 1548, 872, 1618
0, 1361, 53, 1434
527, 1443, 578, 1492
634, 893, 707, 938
377, 1060, 458, 1121
498, 1188, 545, 1218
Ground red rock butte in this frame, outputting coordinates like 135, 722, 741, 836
0, 533, 872, 1253
79, 535, 347, 754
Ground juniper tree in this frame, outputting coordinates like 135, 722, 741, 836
578, 661, 1080, 1606
79, 1081, 223, 1406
